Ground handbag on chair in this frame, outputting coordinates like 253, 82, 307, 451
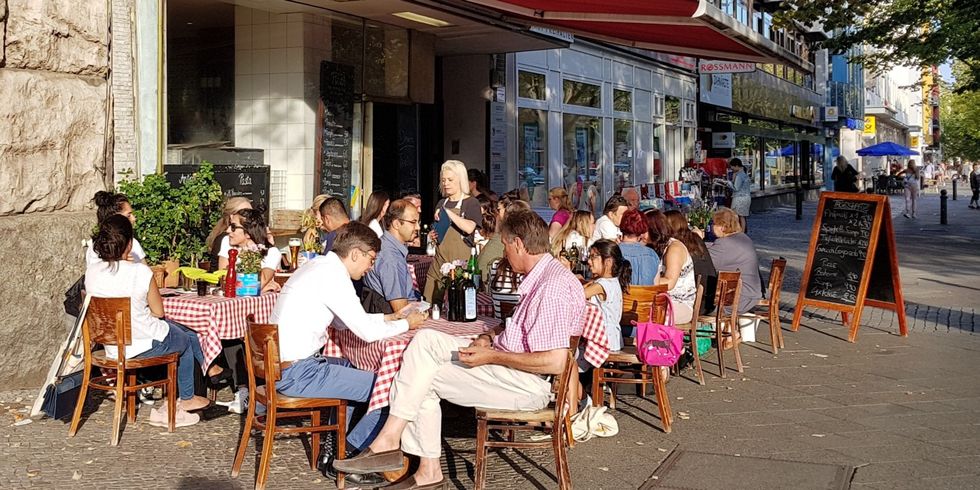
634, 293, 684, 367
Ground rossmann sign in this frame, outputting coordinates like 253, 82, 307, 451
698, 60, 757, 74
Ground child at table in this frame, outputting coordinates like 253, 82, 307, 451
85, 215, 211, 427
583, 239, 629, 352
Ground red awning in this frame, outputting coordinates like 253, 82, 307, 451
459, 0, 802, 66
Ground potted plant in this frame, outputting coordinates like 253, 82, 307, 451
235, 250, 263, 296
686, 202, 715, 232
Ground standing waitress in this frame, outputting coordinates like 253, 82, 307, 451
715, 158, 752, 232
423, 160, 482, 304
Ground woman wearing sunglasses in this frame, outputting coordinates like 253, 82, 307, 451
219, 208, 282, 293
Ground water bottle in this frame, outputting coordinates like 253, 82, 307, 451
431, 304, 440, 320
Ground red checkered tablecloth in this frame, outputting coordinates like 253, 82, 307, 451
324, 317, 498, 411
578, 303, 610, 367
162, 290, 278, 372
407, 255, 433, 290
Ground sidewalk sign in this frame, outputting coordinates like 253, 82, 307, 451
791, 192, 908, 342
31, 296, 90, 417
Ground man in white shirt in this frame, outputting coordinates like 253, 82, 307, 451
590, 194, 629, 246
269, 222, 426, 484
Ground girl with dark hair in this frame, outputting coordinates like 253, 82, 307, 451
87, 191, 144, 264
645, 209, 697, 324
359, 191, 390, 237
476, 195, 502, 283
223, 208, 282, 293
85, 215, 211, 427
664, 210, 717, 314
584, 239, 630, 351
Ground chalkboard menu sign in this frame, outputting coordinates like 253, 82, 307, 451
165, 164, 270, 221
317, 61, 355, 202
792, 192, 907, 342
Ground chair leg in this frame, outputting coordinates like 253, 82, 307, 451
230, 390, 256, 478
126, 372, 138, 423
769, 315, 779, 355
336, 403, 346, 490
110, 372, 125, 446
690, 326, 705, 385
716, 322, 727, 378
256, 405, 277, 490
774, 309, 785, 348
732, 324, 745, 373
310, 410, 321, 471
591, 368, 603, 407
652, 371, 671, 434
167, 362, 177, 433
553, 426, 572, 490
67, 363, 91, 438
474, 418, 489, 490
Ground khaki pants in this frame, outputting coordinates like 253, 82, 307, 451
388, 329, 552, 458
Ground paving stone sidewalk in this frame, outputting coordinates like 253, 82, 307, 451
1, 193, 977, 489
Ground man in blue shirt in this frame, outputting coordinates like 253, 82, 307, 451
362, 199, 420, 314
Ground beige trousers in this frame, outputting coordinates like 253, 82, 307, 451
388, 329, 552, 458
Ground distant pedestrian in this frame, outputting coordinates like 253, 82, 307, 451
969, 163, 980, 209
831, 156, 860, 193
899, 160, 920, 219
715, 158, 752, 232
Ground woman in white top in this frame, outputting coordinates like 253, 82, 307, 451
85, 215, 210, 427
85, 191, 145, 264
899, 160, 921, 219
646, 209, 697, 324
550, 210, 594, 259
359, 191, 390, 237
583, 239, 630, 352
717, 158, 752, 232
206, 197, 252, 269
590, 195, 629, 246
220, 209, 282, 293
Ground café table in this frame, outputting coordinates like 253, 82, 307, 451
324, 317, 499, 411
161, 288, 278, 371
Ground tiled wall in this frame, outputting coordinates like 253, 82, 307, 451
234, 7, 328, 211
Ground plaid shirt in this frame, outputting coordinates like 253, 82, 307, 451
494, 254, 585, 353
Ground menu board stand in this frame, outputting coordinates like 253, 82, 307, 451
791, 192, 907, 342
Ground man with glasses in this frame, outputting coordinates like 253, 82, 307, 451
269, 222, 426, 486
363, 199, 421, 314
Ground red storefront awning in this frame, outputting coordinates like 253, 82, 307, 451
459, 0, 802, 66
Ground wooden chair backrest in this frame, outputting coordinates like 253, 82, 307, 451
245, 314, 282, 383
552, 336, 580, 421
84, 297, 133, 361
714, 271, 743, 322
621, 284, 668, 326
767, 258, 787, 307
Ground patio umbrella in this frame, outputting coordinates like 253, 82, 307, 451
856, 141, 919, 156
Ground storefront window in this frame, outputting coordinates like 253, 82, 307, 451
779, 140, 797, 185
665, 124, 682, 183
614, 90, 632, 112
563, 80, 602, 108
665, 96, 681, 124
519, 71, 547, 100
518, 108, 548, 207
614, 120, 633, 193
735, 135, 760, 190
654, 124, 665, 183
683, 127, 696, 167
764, 139, 794, 187
563, 114, 602, 213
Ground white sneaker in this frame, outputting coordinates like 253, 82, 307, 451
147, 406, 200, 428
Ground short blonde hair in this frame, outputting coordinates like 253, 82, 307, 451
440, 160, 470, 198
712, 207, 742, 234
548, 187, 573, 212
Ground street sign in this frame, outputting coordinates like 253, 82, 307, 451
863, 116, 876, 135
698, 60, 757, 73
823, 106, 839, 122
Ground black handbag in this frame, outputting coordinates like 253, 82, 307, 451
42, 371, 84, 421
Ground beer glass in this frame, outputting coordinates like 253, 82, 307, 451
288, 238, 302, 271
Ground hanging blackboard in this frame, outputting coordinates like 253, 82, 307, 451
317, 61, 355, 202
792, 192, 907, 342
165, 164, 270, 222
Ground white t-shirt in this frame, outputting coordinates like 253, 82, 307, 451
591, 277, 624, 352
269, 252, 408, 363
219, 237, 282, 272
84, 260, 169, 359
590, 215, 621, 247
563, 231, 587, 252
85, 237, 145, 265
368, 219, 383, 238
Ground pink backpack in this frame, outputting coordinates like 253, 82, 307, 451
634, 293, 684, 367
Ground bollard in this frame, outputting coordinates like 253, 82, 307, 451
795, 187, 804, 221
952, 178, 958, 200
940, 189, 948, 225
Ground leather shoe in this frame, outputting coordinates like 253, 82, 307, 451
319, 453, 389, 487
386, 476, 447, 490
332, 448, 405, 474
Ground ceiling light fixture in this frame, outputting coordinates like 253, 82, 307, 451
392, 11, 451, 27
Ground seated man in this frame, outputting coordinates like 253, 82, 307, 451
334, 209, 587, 489
269, 222, 426, 485
362, 199, 421, 314
318, 196, 351, 255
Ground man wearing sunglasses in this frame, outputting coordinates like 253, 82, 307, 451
362, 199, 422, 314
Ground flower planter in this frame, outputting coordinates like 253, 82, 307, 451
236, 273, 260, 297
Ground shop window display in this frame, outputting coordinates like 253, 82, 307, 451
614, 120, 633, 193
735, 135, 760, 190
563, 114, 602, 213
518, 108, 548, 206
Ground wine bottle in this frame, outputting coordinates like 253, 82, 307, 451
447, 269, 457, 321
467, 247, 481, 290
568, 245, 579, 274
559, 244, 569, 261
463, 271, 477, 322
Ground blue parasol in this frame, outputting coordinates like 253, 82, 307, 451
856, 141, 919, 156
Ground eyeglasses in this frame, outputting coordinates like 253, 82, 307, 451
398, 218, 420, 226
228, 223, 244, 232
360, 249, 377, 266
588, 253, 601, 261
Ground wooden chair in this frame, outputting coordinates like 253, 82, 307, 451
672, 283, 706, 385
68, 297, 178, 446
740, 258, 787, 354
231, 315, 349, 490
474, 337, 580, 490
696, 271, 744, 378
591, 286, 673, 433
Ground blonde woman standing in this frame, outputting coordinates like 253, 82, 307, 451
547, 187, 575, 238
423, 160, 482, 303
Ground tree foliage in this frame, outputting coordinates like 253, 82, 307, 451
775, 0, 980, 92
939, 62, 980, 161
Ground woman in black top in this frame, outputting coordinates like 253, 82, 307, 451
422, 160, 482, 303
831, 156, 859, 192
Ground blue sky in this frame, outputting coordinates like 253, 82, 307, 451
939, 62, 953, 82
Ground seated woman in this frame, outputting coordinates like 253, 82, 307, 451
87, 191, 145, 264
617, 209, 660, 285
359, 191, 390, 237
664, 210, 716, 314
646, 210, 697, 325
706, 207, 762, 315
85, 215, 211, 427
551, 210, 594, 257
475, 195, 502, 286
224, 209, 283, 294
583, 240, 629, 352
207, 197, 252, 271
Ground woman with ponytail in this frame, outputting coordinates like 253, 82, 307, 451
222, 208, 282, 293
583, 239, 631, 352
86, 191, 144, 264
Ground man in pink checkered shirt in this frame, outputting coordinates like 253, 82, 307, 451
335, 209, 586, 489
